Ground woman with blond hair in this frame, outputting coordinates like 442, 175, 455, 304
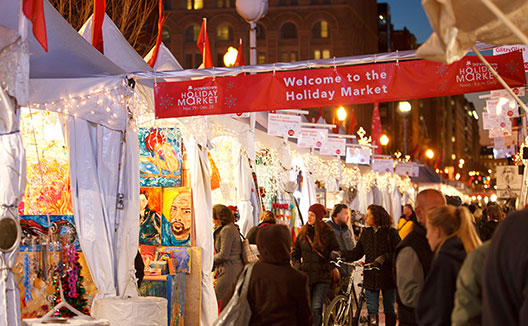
246, 211, 277, 244
416, 205, 481, 326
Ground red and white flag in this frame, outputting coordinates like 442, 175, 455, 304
234, 38, 244, 66
371, 103, 382, 155
196, 18, 213, 68
148, 0, 165, 67
92, 0, 106, 54
23, 0, 48, 52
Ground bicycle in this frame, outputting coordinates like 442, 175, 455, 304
324, 258, 379, 326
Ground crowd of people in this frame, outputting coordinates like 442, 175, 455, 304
211, 189, 525, 326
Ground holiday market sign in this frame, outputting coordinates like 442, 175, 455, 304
155, 52, 526, 118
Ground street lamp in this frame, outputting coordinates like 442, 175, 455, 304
236, 0, 268, 65
425, 149, 434, 159
223, 46, 238, 67
337, 106, 347, 121
380, 134, 390, 146
398, 101, 412, 156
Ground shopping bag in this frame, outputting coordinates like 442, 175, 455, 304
240, 234, 259, 264
213, 263, 255, 326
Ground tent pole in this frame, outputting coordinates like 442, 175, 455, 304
471, 46, 528, 114
479, 0, 528, 47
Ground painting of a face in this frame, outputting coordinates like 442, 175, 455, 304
170, 192, 192, 240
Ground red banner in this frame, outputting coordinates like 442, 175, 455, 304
155, 52, 526, 119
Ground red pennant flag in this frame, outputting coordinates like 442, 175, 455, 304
348, 109, 357, 135
234, 39, 244, 67
148, 0, 165, 68
371, 103, 383, 155
23, 0, 48, 52
92, 0, 106, 54
196, 18, 213, 68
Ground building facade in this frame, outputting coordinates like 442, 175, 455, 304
162, 0, 379, 68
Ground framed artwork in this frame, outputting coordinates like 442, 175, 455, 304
139, 128, 182, 187
140, 187, 162, 245
161, 187, 192, 247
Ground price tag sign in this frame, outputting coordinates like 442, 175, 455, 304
372, 159, 394, 173
297, 128, 328, 148
267, 113, 301, 138
395, 162, 419, 177
230, 112, 251, 118
320, 138, 346, 156
345, 147, 371, 164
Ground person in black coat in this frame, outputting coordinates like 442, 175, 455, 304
343, 204, 400, 326
291, 203, 340, 326
416, 205, 481, 326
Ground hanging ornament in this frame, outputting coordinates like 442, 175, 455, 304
23, 253, 32, 303
67, 245, 78, 298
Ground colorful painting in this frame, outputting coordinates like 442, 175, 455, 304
161, 187, 192, 247
157, 247, 192, 274
139, 274, 186, 326
139, 128, 183, 187
140, 187, 162, 245
19, 215, 80, 251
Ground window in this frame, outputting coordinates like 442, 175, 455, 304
163, 0, 171, 10
184, 25, 200, 42
280, 23, 298, 39
184, 53, 203, 69
312, 20, 329, 38
217, 0, 232, 8
162, 27, 171, 43
187, 0, 203, 10
280, 51, 297, 62
257, 24, 266, 40
217, 24, 233, 41
257, 52, 266, 64
313, 49, 330, 59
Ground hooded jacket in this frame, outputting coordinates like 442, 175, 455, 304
246, 224, 313, 326
415, 236, 467, 326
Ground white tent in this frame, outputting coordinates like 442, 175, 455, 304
144, 42, 184, 72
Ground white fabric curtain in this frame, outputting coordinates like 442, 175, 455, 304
391, 185, 401, 227
235, 148, 255, 236
65, 116, 139, 300
0, 87, 26, 326
299, 169, 317, 222
184, 136, 218, 325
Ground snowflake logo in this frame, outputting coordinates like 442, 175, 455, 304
224, 94, 237, 109
227, 81, 235, 90
504, 59, 522, 76
435, 64, 449, 78
159, 93, 174, 109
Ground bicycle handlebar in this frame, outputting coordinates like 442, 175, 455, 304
331, 258, 380, 271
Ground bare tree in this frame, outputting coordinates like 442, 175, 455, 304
49, 0, 159, 56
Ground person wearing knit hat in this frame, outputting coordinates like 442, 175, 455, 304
292, 203, 340, 326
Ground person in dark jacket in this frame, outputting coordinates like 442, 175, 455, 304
478, 204, 504, 241
327, 204, 355, 277
343, 204, 401, 326
292, 203, 340, 326
213, 204, 243, 303
482, 209, 528, 326
246, 211, 276, 244
416, 205, 481, 326
245, 224, 313, 326
394, 189, 445, 326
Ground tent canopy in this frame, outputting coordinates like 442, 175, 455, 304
417, 0, 528, 63
0, 0, 123, 79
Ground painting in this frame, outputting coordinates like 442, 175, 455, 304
139, 128, 182, 187
140, 187, 162, 245
19, 215, 80, 251
161, 187, 192, 247
139, 274, 186, 326
157, 247, 192, 274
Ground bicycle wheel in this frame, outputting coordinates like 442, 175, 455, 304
324, 294, 352, 326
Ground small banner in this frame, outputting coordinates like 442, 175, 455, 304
320, 138, 346, 156
395, 162, 419, 177
372, 159, 394, 173
496, 165, 522, 198
486, 98, 519, 117
297, 128, 328, 148
267, 113, 301, 138
155, 52, 525, 118
483, 112, 511, 130
345, 147, 371, 164
493, 45, 528, 71
489, 86, 525, 98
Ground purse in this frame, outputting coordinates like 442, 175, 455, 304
307, 236, 341, 289
213, 263, 255, 326
240, 233, 259, 264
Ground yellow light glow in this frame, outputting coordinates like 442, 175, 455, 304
488, 169, 492, 174
398, 101, 412, 114
444, 167, 449, 174
451, 154, 456, 160
477, 195, 482, 200
380, 134, 390, 146
490, 194, 497, 202
455, 173, 461, 180
223, 46, 238, 67
425, 149, 434, 159
337, 106, 347, 121
459, 158, 465, 165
